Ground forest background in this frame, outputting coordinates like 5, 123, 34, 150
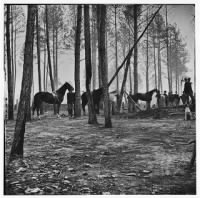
1, 4, 195, 105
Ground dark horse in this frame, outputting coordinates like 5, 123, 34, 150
81, 87, 103, 114
129, 89, 158, 109
168, 92, 180, 107
32, 82, 74, 118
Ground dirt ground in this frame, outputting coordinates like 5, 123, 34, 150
4, 110, 196, 195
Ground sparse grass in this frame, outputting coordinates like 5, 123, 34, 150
4, 112, 196, 195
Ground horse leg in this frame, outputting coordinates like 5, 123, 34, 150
57, 104, 61, 118
36, 107, 41, 120
32, 105, 35, 116
186, 95, 189, 104
34, 99, 41, 119
72, 103, 75, 117
32, 97, 36, 116
67, 103, 73, 118
94, 103, 97, 114
73, 103, 75, 117
97, 102, 100, 114
94, 100, 99, 114
82, 103, 86, 115
93, 103, 96, 114
146, 101, 150, 110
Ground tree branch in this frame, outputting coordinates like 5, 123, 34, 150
107, 5, 162, 87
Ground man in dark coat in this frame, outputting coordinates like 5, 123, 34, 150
163, 91, 168, 107
156, 90, 161, 108
67, 90, 75, 118
188, 78, 193, 96
184, 77, 194, 104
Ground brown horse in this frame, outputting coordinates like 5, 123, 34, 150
129, 89, 158, 110
32, 82, 74, 118
129, 89, 158, 102
81, 87, 104, 114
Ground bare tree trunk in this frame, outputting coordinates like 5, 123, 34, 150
169, 33, 172, 92
96, 7, 102, 88
91, 5, 97, 90
145, 8, 150, 110
84, 5, 97, 124
129, 65, 132, 94
46, 56, 49, 91
11, 6, 15, 106
14, 7, 17, 105
36, 6, 43, 115
10, 5, 36, 161
6, 5, 14, 120
114, 5, 119, 94
55, 28, 58, 88
46, 7, 54, 91
46, 5, 56, 114
46, 5, 55, 91
152, 28, 157, 89
105, 27, 108, 78
118, 57, 131, 112
4, 22, 7, 82
160, 51, 163, 92
53, 20, 56, 87
175, 32, 178, 93
99, 5, 112, 128
146, 45, 149, 92
43, 19, 46, 91
43, 48, 46, 90
74, 5, 82, 117
177, 75, 179, 94
36, 6, 42, 92
26, 57, 33, 122
10, 5, 17, 107
194, 35, 196, 96
158, 38, 161, 91
166, 5, 171, 93
128, 16, 132, 94
146, 8, 149, 92
133, 5, 138, 94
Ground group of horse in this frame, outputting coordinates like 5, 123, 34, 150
32, 82, 194, 118
129, 89, 193, 110
32, 82, 104, 118
32, 82, 74, 118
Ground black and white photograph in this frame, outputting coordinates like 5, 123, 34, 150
3, 3, 196, 195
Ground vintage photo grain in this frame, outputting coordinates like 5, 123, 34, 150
4, 4, 196, 195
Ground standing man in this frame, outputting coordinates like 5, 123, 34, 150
188, 78, 195, 109
187, 78, 193, 96
67, 90, 75, 118
184, 78, 189, 104
184, 77, 194, 104
156, 90, 161, 108
163, 91, 168, 107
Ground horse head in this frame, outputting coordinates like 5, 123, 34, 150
64, 82, 74, 91
149, 88, 159, 96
